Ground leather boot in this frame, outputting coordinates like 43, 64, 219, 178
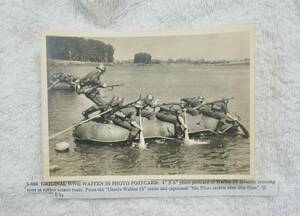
126, 133, 136, 145
174, 124, 183, 139
216, 120, 225, 134
82, 106, 97, 119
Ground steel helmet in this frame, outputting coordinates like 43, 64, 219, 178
146, 94, 154, 101
96, 63, 105, 71
117, 97, 124, 105
134, 100, 144, 109
143, 94, 154, 105
112, 97, 124, 106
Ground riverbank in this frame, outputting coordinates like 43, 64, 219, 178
48, 58, 249, 68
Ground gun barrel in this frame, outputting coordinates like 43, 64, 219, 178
205, 97, 234, 105
158, 102, 186, 106
108, 84, 124, 87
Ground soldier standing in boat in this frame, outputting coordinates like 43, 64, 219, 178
76, 63, 109, 119
156, 104, 187, 139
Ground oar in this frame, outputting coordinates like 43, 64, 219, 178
48, 80, 60, 91
137, 109, 146, 149
183, 109, 191, 145
226, 112, 249, 138
49, 109, 112, 140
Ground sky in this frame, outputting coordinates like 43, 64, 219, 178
95, 31, 250, 61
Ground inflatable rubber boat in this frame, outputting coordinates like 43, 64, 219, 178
73, 113, 240, 145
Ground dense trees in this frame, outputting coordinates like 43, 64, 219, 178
133, 52, 152, 64
46, 36, 114, 62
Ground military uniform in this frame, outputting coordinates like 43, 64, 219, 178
181, 97, 202, 107
79, 84, 108, 119
79, 64, 106, 88
211, 101, 228, 114
139, 95, 157, 120
181, 97, 204, 116
156, 104, 186, 138
112, 106, 140, 144
78, 65, 108, 119
198, 101, 234, 133
79, 71, 103, 87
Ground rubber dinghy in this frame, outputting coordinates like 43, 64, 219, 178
73, 114, 239, 144
52, 81, 75, 90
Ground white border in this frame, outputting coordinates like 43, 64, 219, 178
41, 24, 256, 181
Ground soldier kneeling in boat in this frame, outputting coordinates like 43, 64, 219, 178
112, 101, 144, 145
211, 98, 229, 114
156, 104, 187, 139
198, 98, 236, 133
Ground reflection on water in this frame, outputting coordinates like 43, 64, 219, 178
48, 64, 250, 176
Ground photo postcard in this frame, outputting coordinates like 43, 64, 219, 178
41, 24, 255, 181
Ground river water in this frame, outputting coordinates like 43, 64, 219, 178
48, 63, 250, 177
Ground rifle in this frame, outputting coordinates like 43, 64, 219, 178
105, 95, 142, 114
157, 102, 186, 107
48, 80, 60, 91
193, 97, 235, 110
204, 97, 234, 106
107, 84, 124, 90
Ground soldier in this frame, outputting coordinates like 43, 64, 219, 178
139, 94, 158, 120
181, 96, 204, 107
77, 63, 108, 119
51, 71, 62, 83
98, 96, 125, 123
198, 98, 234, 133
156, 104, 187, 139
79, 63, 107, 88
181, 96, 204, 116
211, 98, 228, 114
112, 101, 144, 145
79, 85, 108, 119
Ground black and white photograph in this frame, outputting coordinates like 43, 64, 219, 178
42, 25, 255, 180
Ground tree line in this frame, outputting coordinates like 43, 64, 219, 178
133, 52, 152, 64
46, 36, 114, 62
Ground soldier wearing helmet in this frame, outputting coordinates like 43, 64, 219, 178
211, 97, 228, 114
79, 63, 107, 88
156, 103, 187, 139
139, 94, 158, 120
181, 96, 203, 107
96, 63, 106, 73
112, 100, 144, 145
181, 96, 205, 116
77, 63, 109, 119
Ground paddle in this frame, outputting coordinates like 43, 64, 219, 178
137, 109, 146, 149
226, 112, 249, 138
49, 109, 113, 140
183, 109, 191, 145
48, 80, 60, 91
